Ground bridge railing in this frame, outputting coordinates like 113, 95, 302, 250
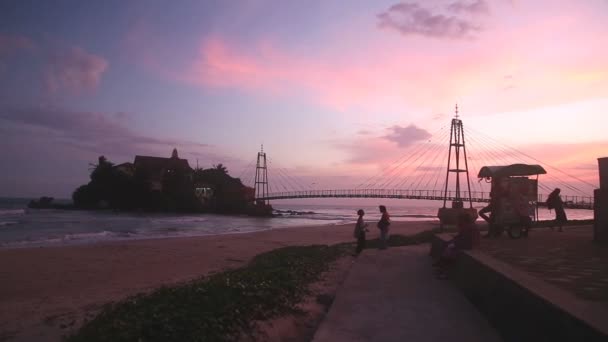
258, 189, 492, 201
255, 189, 594, 209
536, 194, 594, 209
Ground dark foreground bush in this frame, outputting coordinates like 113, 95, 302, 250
67, 244, 351, 342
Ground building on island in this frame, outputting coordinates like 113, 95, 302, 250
88, 148, 255, 212
113, 162, 135, 177
132, 148, 193, 192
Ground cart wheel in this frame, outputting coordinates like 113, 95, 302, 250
507, 225, 523, 239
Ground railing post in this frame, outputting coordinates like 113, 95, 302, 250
595, 157, 608, 243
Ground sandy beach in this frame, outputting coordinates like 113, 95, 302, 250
0, 220, 436, 341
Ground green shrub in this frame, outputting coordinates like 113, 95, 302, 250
67, 244, 350, 342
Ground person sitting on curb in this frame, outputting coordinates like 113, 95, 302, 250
433, 213, 479, 278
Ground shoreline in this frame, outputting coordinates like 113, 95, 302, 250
0, 216, 438, 250
0, 221, 352, 251
0, 221, 436, 341
1, 217, 593, 251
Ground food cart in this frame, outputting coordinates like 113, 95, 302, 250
477, 164, 547, 239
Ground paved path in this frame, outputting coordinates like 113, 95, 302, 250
313, 245, 501, 342
480, 226, 608, 302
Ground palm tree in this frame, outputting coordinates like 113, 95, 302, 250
213, 163, 228, 174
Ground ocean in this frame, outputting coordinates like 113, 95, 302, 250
0, 197, 594, 248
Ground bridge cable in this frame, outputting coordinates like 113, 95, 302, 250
236, 158, 257, 179
277, 167, 309, 191
469, 126, 597, 191
267, 159, 309, 192
267, 165, 293, 192
464, 145, 490, 194
392, 125, 452, 189
466, 133, 581, 197
467, 127, 597, 190
355, 124, 448, 189
359, 139, 433, 189
389, 128, 452, 189
274, 167, 306, 192
400, 128, 453, 190
376, 139, 440, 189
267, 158, 309, 191
395, 128, 453, 190
408, 139, 450, 191
466, 129, 591, 196
241, 164, 259, 188
266, 160, 298, 192
463, 136, 514, 194
376, 127, 451, 189
365, 139, 435, 189
413, 137, 453, 190
420, 145, 449, 191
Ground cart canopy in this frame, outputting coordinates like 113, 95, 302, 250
478, 164, 547, 178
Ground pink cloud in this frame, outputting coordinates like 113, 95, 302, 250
179, 36, 443, 111
0, 33, 35, 74
320, 123, 603, 193
377, 2, 486, 39
330, 124, 439, 166
174, 28, 608, 115
44, 46, 108, 93
0, 33, 34, 56
119, 2, 608, 117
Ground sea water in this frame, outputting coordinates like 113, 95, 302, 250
0, 197, 593, 248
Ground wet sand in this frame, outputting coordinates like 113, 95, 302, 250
0, 221, 436, 341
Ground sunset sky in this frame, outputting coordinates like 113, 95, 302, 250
0, 0, 606, 198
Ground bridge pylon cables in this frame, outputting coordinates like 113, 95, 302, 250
254, 145, 270, 205
441, 105, 474, 208
355, 124, 448, 189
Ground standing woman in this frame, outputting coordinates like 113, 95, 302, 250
377, 205, 391, 249
548, 188, 567, 232
353, 209, 368, 255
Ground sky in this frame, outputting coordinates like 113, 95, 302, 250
0, 0, 606, 198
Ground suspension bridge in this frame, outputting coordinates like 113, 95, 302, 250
238, 107, 596, 210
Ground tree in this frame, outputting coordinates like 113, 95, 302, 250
213, 163, 228, 174
72, 184, 96, 208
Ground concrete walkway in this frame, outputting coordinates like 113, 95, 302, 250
313, 245, 501, 342
480, 226, 608, 302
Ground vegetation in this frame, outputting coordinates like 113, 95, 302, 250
193, 164, 253, 213
67, 244, 351, 342
66, 230, 435, 342
71, 157, 253, 213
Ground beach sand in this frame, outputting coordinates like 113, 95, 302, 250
0, 221, 436, 341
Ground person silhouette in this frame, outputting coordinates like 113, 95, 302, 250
377, 205, 391, 249
353, 209, 368, 255
547, 188, 567, 232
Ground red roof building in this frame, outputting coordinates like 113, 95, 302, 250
133, 148, 193, 191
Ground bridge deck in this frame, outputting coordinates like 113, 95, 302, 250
257, 189, 593, 210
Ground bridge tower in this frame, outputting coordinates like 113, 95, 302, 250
438, 105, 477, 227
254, 145, 270, 205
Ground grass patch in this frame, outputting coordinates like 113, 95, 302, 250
67, 244, 351, 342
67, 229, 437, 342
